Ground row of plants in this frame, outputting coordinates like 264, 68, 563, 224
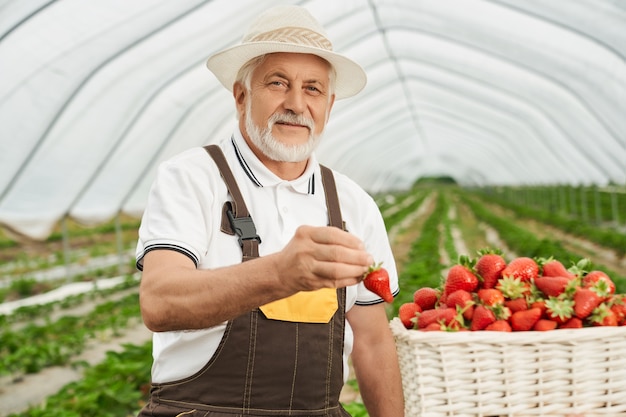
478, 185, 625, 227
477, 187, 626, 256
0, 259, 137, 304
438, 191, 459, 264
0, 216, 141, 253
8, 342, 152, 417
392, 191, 446, 314
377, 189, 427, 232
7, 337, 369, 417
1, 215, 139, 288
1, 291, 140, 377
0, 275, 139, 327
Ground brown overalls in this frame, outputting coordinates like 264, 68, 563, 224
138, 146, 351, 417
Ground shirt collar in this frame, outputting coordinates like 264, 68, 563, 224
231, 128, 318, 195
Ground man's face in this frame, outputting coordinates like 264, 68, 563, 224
236, 53, 335, 162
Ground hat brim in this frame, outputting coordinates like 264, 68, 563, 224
206, 42, 367, 100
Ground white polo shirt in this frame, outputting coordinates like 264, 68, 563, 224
136, 128, 399, 383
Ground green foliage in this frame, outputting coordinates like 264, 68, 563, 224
380, 190, 427, 232
8, 278, 39, 297
413, 176, 458, 186
0, 293, 140, 376
479, 186, 626, 256
392, 191, 446, 315
9, 342, 152, 417
343, 401, 369, 416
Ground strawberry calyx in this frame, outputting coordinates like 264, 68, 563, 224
544, 296, 574, 323
363, 261, 383, 278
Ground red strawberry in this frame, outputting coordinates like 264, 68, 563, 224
502, 257, 539, 282
484, 319, 512, 332
477, 288, 505, 306
510, 307, 542, 331
470, 305, 496, 331
559, 317, 583, 329
363, 263, 393, 303
475, 250, 507, 289
534, 276, 573, 298
582, 271, 616, 295
417, 307, 458, 329
608, 295, 626, 325
504, 297, 528, 313
540, 258, 576, 279
533, 319, 558, 331
530, 300, 547, 317
413, 287, 440, 310
590, 304, 618, 326
573, 287, 604, 319
446, 289, 474, 320
398, 302, 421, 329
422, 322, 444, 331
445, 264, 479, 295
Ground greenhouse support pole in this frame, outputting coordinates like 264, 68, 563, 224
569, 187, 577, 218
593, 186, 601, 225
580, 186, 588, 223
559, 186, 566, 216
610, 190, 620, 225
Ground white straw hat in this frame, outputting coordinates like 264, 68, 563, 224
206, 5, 367, 99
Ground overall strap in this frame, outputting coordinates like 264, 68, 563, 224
320, 165, 345, 231
204, 145, 260, 261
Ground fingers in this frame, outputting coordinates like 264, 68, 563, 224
305, 225, 365, 250
297, 225, 373, 265
311, 260, 369, 287
284, 225, 374, 290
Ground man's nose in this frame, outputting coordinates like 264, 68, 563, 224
283, 87, 306, 114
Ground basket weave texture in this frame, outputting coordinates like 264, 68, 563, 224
390, 318, 626, 416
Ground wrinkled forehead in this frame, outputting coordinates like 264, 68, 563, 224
253, 52, 333, 79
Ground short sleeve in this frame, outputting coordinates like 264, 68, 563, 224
136, 149, 216, 270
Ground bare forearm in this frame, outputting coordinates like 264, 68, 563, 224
140, 251, 290, 331
348, 304, 405, 417
351, 336, 405, 417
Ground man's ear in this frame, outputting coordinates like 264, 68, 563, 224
233, 82, 246, 115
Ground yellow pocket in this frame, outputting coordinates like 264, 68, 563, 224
259, 288, 338, 323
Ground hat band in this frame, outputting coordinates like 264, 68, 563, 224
246, 27, 333, 51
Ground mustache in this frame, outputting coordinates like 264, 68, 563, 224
269, 112, 315, 130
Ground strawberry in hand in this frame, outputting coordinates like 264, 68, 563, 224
363, 262, 394, 303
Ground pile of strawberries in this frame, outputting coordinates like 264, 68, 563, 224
398, 249, 626, 332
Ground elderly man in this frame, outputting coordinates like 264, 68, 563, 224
136, 5, 404, 417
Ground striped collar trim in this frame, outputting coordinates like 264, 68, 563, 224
230, 134, 316, 195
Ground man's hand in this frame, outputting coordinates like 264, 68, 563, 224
274, 225, 374, 293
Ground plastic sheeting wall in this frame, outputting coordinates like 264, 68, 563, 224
1, 0, 625, 240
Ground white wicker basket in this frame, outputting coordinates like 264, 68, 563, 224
390, 318, 626, 417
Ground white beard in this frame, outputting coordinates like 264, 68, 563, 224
244, 100, 323, 163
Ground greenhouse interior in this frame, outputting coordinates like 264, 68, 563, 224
1, 0, 625, 416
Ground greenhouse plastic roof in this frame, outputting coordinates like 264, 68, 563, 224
1, 0, 625, 240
